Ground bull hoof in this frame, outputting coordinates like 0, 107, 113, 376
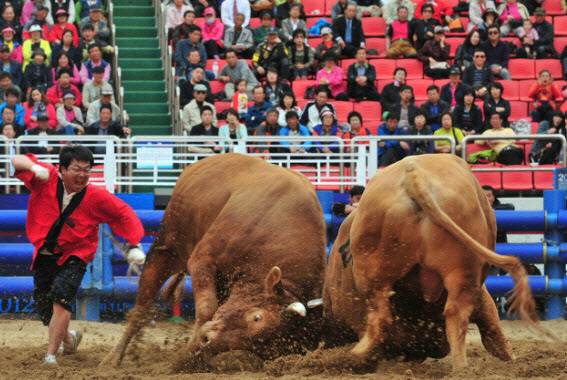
98, 353, 122, 369
350, 336, 373, 359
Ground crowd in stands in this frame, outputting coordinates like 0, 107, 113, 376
0, 0, 130, 157
167, 0, 567, 167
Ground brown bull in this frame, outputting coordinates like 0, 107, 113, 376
324, 154, 546, 371
102, 153, 326, 367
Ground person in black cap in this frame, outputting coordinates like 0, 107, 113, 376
478, 8, 498, 40
0, 47, 23, 90
23, 3, 52, 34
252, 25, 290, 81
80, 4, 110, 43
418, 25, 451, 80
26, 111, 60, 155
441, 66, 469, 111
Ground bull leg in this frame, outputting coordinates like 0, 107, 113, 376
471, 285, 515, 361
443, 272, 479, 371
100, 247, 181, 368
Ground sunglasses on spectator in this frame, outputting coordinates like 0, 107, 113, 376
474, 55, 485, 58
488, 31, 499, 35
195, 91, 206, 94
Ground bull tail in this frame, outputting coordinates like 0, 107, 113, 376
402, 161, 549, 336
160, 272, 187, 304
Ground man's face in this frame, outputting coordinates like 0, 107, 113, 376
345, 5, 355, 19
59, 73, 70, 87
194, 90, 206, 102
394, 69, 405, 82
398, 8, 408, 21
2, 109, 14, 122
316, 91, 327, 106
190, 30, 201, 44
189, 51, 200, 65
100, 94, 112, 104
192, 68, 204, 82
267, 33, 278, 43
37, 9, 48, 21
434, 32, 443, 41
490, 114, 502, 129
90, 10, 101, 22
201, 110, 213, 124
93, 71, 104, 83
89, 47, 101, 61
484, 189, 495, 206
6, 94, 17, 106
400, 89, 412, 102
386, 118, 398, 131
1, 51, 10, 61
450, 73, 460, 83
287, 116, 298, 129
350, 194, 362, 204
427, 89, 439, 103
0, 77, 11, 89
356, 49, 366, 63
267, 112, 278, 125
253, 88, 265, 103
2, 124, 15, 138
473, 51, 486, 67
261, 16, 272, 27
488, 28, 499, 42
100, 108, 112, 123
37, 119, 49, 130
535, 15, 545, 24
83, 29, 94, 40
226, 52, 237, 67
34, 54, 44, 65
61, 159, 91, 194
234, 15, 244, 28
414, 115, 425, 128
184, 12, 195, 24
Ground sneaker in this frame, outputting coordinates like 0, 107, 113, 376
43, 354, 57, 365
60, 330, 82, 354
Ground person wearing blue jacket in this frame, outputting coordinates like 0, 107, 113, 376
377, 111, 409, 166
245, 86, 272, 134
279, 110, 312, 154
312, 109, 340, 153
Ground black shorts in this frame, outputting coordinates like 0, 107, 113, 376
33, 254, 87, 326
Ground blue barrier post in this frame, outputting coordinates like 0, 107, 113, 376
543, 190, 566, 320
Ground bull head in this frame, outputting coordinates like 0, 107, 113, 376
264, 266, 307, 317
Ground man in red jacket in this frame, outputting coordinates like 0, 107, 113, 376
12, 145, 145, 365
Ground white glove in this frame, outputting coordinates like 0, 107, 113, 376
31, 164, 49, 181
126, 244, 145, 277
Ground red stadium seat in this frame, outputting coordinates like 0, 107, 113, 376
316, 166, 342, 191
333, 101, 354, 123
208, 80, 225, 94
377, 79, 389, 92
297, 99, 310, 108
502, 166, 533, 190
366, 38, 386, 55
434, 78, 450, 88
530, 122, 539, 134
470, 164, 502, 190
543, 0, 565, 15
205, 59, 227, 72
302, 0, 326, 16
396, 59, 423, 79
534, 165, 560, 190
406, 78, 434, 101
353, 101, 382, 123
306, 17, 332, 32
324, 0, 334, 15
361, 17, 386, 37
497, 80, 519, 101
553, 16, 567, 36
535, 59, 563, 79
554, 37, 567, 55
519, 80, 534, 102
508, 59, 535, 80
509, 101, 529, 121
370, 58, 397, 79
308, 37, 322, 49
446, 37, 464, 57
215, 101, 231, 114
292, 79, 317, 100
340, 58, 357, 73
248, 18, 275, 28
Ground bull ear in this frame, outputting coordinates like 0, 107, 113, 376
264, 266, 284, 297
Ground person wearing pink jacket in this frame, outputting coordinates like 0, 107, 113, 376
316, 52, 347, 100
199, 7, 224, 59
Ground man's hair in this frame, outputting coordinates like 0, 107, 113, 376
189, 48, 201, 57
2, 104, 15, 114
356, 46, 367, 55
82, 24, 95, 32
5, 87, 19, 98
386, 112, 400, 121
487, 24, 500, 34
88, 43, 101, 52
482, 185, 495, 192
192, 64, 205, 72
253, 85, 264, 94
99, 103, 112, 113
426, 84, 440, 93
201, 105, 213, 115
393, 67, 406, 76
292, 28, 306, 39
490, 111, 503, 120
59, 144, 94, 172
413, 109, 426, 122
183, 9, 195, 18
349, 185, 365, 197
285, 110, 299, 120
225, 48, 237, 56
266, 108, 279, 117
397, 5, 408, 12
489, 81, 504, 95
463, 86, 476, 98
348, 110, 362, 125
316, 87, 329, 96
234, 12, 245, 19
0, 72, 12, 81
189, 25, 202, 34
57, 67, 72, 79
421, 3, 434, 13
399, 84, 413, 94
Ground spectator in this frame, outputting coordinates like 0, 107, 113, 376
279, 110, 311, 154
300, 87, 337, 132
86, 85, 120, 125
420, 85, 450, 132
23, 48, 52, 93
277, 91, 301, 127
80, 5, 110, 44
179, 65, 214, 107
1, 105, 25, 135
0, 46, 22, 88
434, 111, 464, 153
331, 185, 365, 216
191, 0, 219, 18
76, 0, 106, 26
0, 72, 20, 104
418, 26, 450, 79
462, 48, 493, 99
188, 105, 221, 153
245, 86, 272, 134
468, 0, 496, 32
529, 110, 565, 164
24, 87, 57, 130
219, 108, 248, 153
383, 0, 414, 25
253, 108, 282, 159
516, 18, 539, 59
25, 112, 59, 155
182, 83, 217, 133
220, 0, 251, 29
478, 8, 499, 41
331, 0, 356, 19
177, 48, 214, 80
264, 67, 292, 106
441, 66, 467, 110
289, 29, 314, 81
165, 0, 193, 31
391, 84, 419, 130
381, 67, 409, 114
218, 49, 258, 99
231, 78, 249, 119
476, 112, 523, 165
518, 7, 554, 59
23, 25, 52, 71
281, 4, 307, 43
332, 4, 366, 58
199, 7, 223, 59
222, 13, 254, 59
411, 3, 440, 51
51, 30, 80, 67
252, 26, 290, 81
80, 43, 110, 84
1, 27, 22, 64
172, 10, 196, 48
347, 47, 379, 102
253, 11, 274, 45
56, 92, 84, 134
0, 6, 23, 44
275, 0, 305, 28
22, 0, 54, 27
314, 27, 341, 70
341, 111, 372, 150
85, 104, 131, 147
483, 82, 511, 128
82, 65, 112, 110
455, 30, 482, 73
316, 52, 347, 100
51, 0, 76, 27
409, 110, 433, 155
52, 51, 80, 86
174, 25, 207, 67
77, 24, 113, 64
0, 88, 24, 125
22, 4, 51, 37
386, 6, 416, 59
313, 109, 340, 154
47, 68, 82, 108
497, 0, 529, 37
414, 0, 453, 26
377, 112, 409, 166
481, 26, 511, 80
49, 9, 79, 46
454, 87, 484, 135
0, 123, 17, 174
528, 69, 561, 123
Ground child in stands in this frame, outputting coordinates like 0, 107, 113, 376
232, 79, 248, 120
517, 19, 539, 59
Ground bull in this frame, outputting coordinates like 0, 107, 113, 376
102, 153, 326, 367
324, 154, 548, 371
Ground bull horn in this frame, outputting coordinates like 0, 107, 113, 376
286, 302, 307, 317
307, 298, 323, 308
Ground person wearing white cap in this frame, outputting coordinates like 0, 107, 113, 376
314, 27, 341, 71
56, 91, 84, 134
85, 84, 120, 125
22, 24, 52, 70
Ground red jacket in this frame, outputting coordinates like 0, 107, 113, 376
46, 83, 82, 107
23, 102, 57, 130
15, 154, 145, 269
49, 23, 80, 46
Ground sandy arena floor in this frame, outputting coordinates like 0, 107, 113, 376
1, 318, 566, 379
